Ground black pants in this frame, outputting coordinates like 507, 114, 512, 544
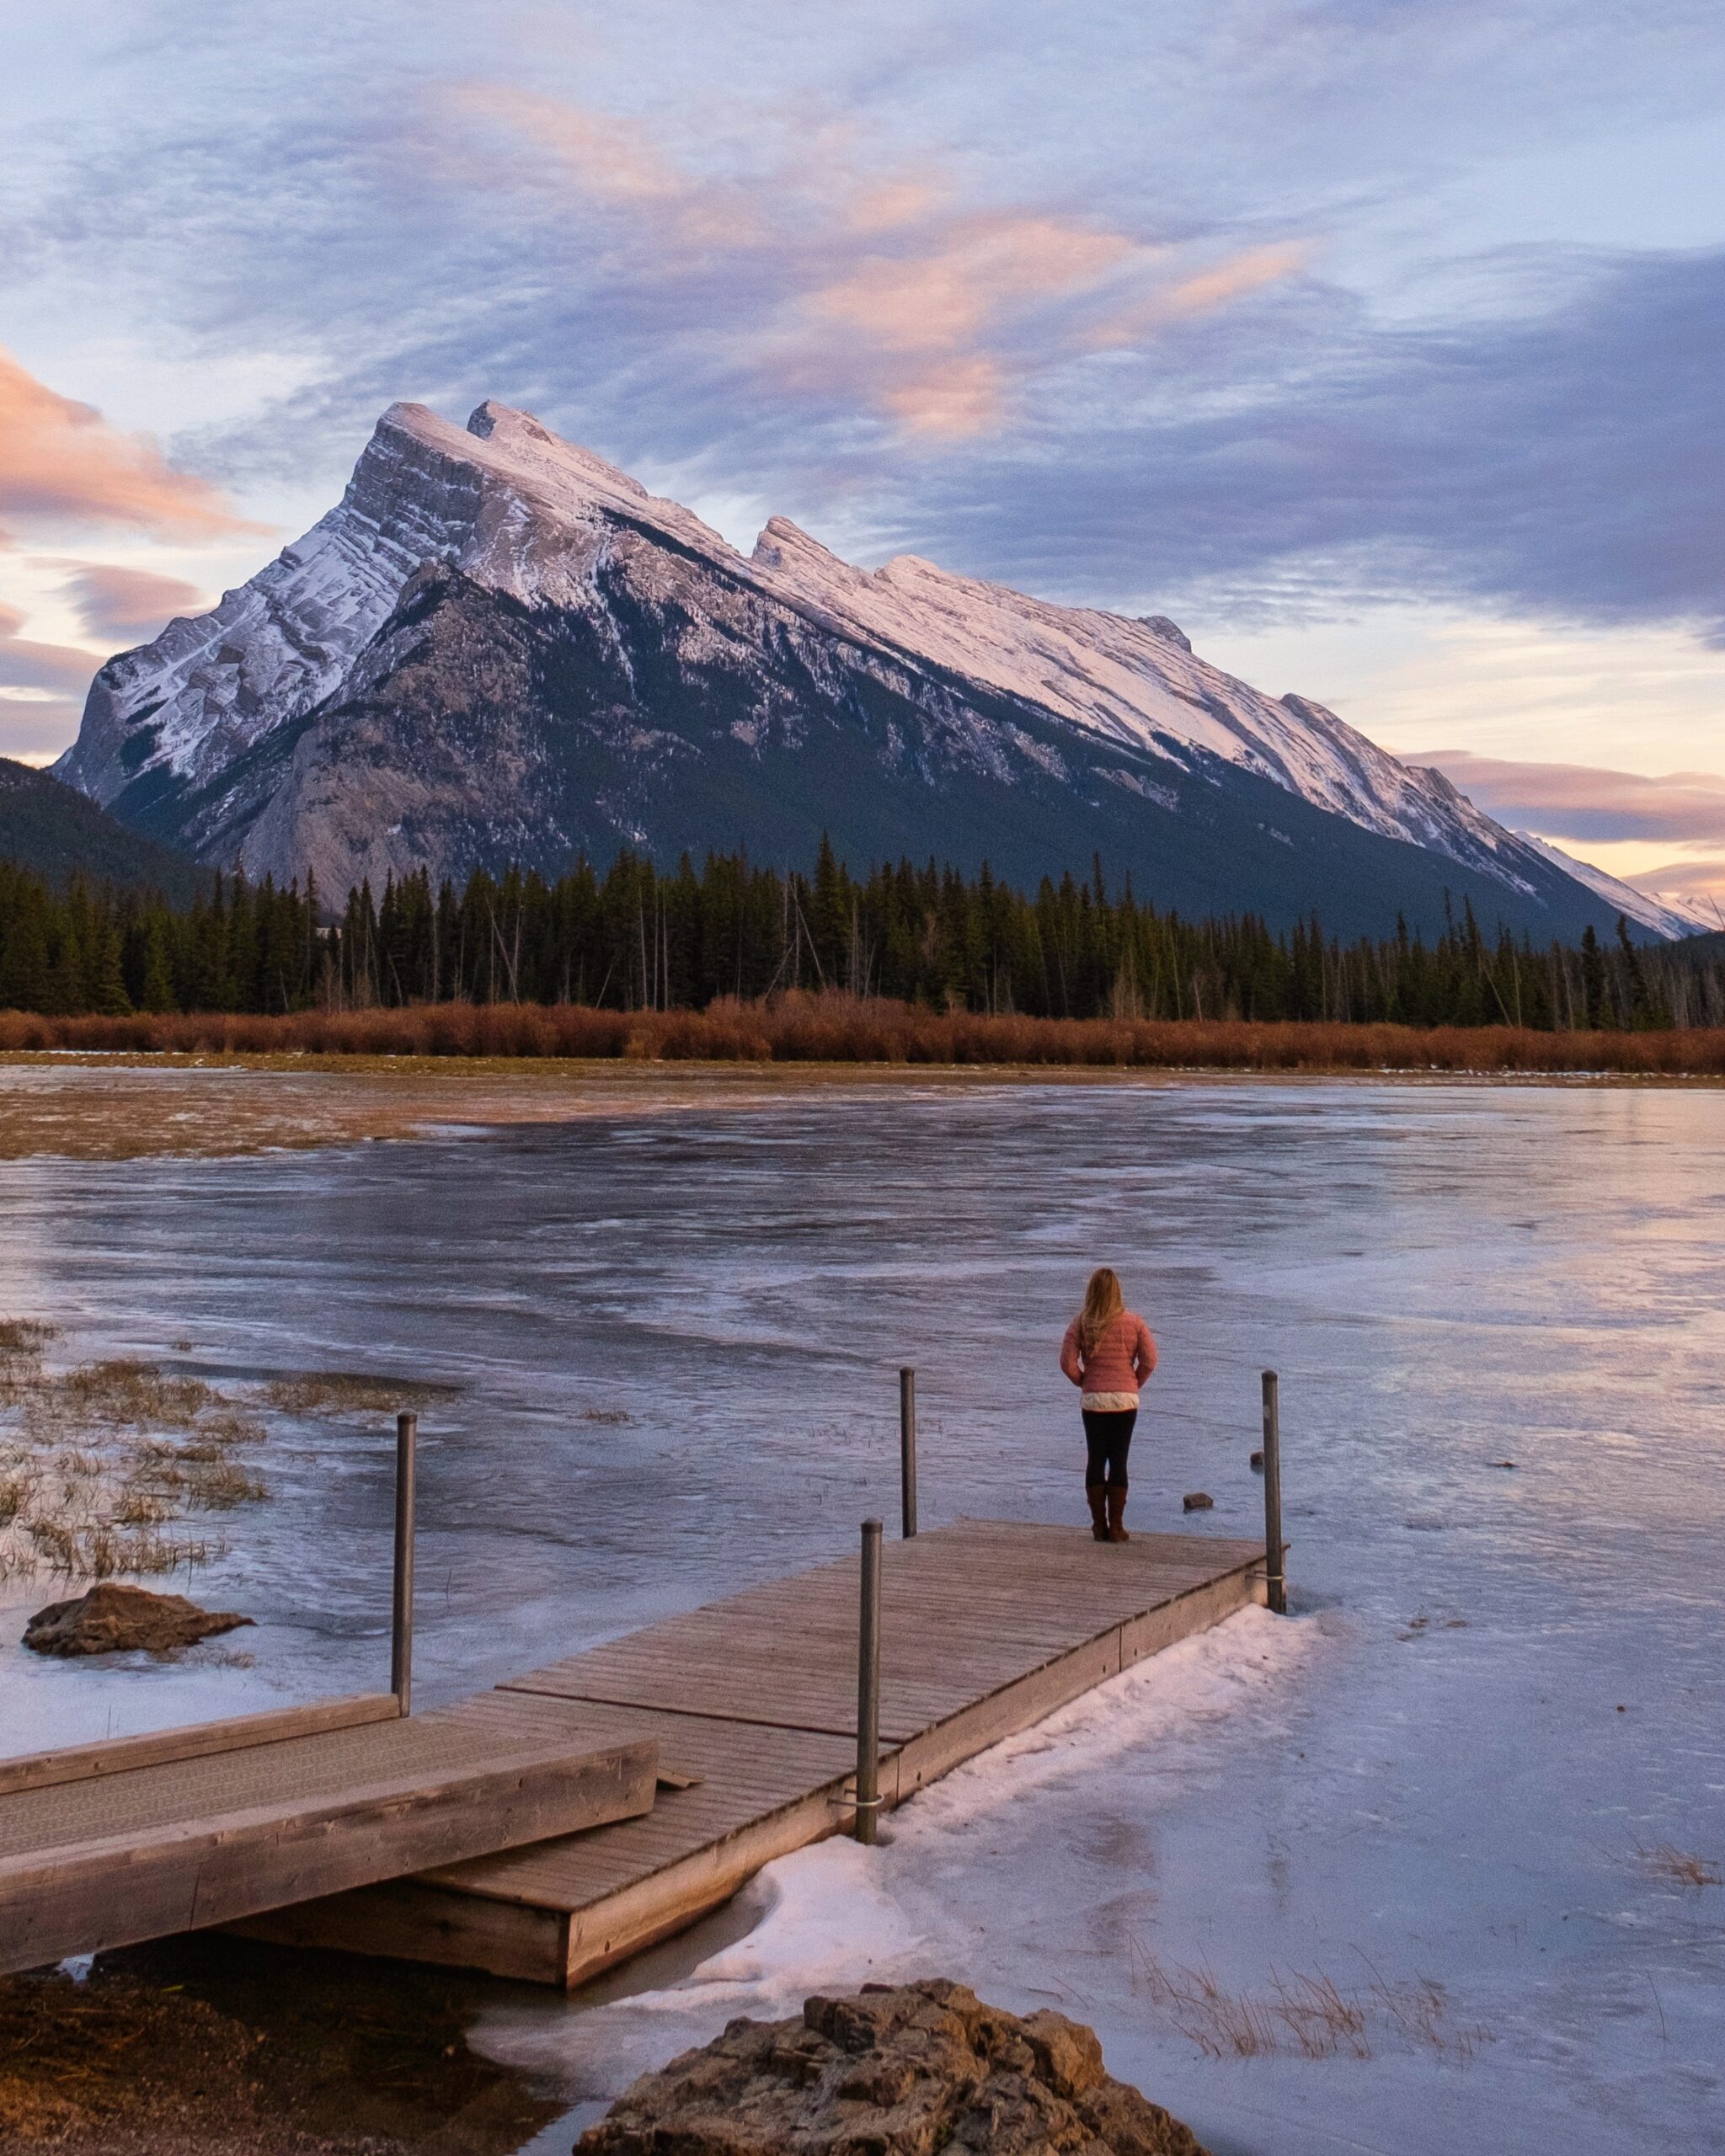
1081, 1407, 1136, 1489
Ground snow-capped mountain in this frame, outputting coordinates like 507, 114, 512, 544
1510, 834, 1712, 941
56, 401, 1680, 939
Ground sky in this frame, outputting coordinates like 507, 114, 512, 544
1, 0, 1722, 905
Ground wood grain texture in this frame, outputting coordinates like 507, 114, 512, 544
0, 1693, 402, 1798
0, 1718, 656, 1975
262, 1520, 1267, 1987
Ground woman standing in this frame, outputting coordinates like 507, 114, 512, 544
1059, 1267, 1157, 1542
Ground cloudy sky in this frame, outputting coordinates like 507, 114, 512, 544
2, 0, 1722, 903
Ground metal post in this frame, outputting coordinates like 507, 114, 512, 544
855, 1518, 883, 1844
391, 1410, 417, 1712
899, 1367, 918, 1539
1260, 1371, 1285, 1615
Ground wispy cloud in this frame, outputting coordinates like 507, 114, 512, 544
0, 600, 102, 697
57, 562, 206, 647
1410, 750, 1725, 847
436, 85, 1305, 441
0, 349, 265, 542
0, 695, 83, 764
8, 0, 1725, 692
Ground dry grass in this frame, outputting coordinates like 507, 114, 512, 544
3, 995, 1724, 1073
51, 1359, 215, 1429
183, 1459, 268, 1510
0, 1318, 418, 1592
1130, 1943, 1486, 2064
1636, 1841, 1722, 1890
0, 1314, 459, 1594
111, 1490, 173, 1526
260, 1373, 451, 1419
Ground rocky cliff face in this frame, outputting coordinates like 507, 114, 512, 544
55, 401, 1685, 938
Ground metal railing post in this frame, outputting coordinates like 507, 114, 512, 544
391, 1410, 417, 1712
899, 1368, 918, 1538
1260, 1371, 1285, 1615
855, 1518, 883, 1843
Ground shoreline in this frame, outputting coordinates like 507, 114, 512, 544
0, 1053, 1718, 1166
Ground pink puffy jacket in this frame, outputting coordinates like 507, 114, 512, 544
1059, 1310, 1158, 1396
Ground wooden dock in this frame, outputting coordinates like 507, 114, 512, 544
0, 1697, 659, 1978
237, 1518, 1266, 1988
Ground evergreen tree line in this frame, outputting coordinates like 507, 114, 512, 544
2, 846, 1722, 1030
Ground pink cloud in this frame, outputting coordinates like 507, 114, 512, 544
804, 214, 1140, 438
444, 86, 1311, 448
58, 562, 207, 645
0, 695, 82, 763
443, 83, 1303, 443
1409, 750, 1725, 846
1086, 241, 1309, 350
1621, 857, 1725, 906
0, 348, 265, 540
0, 630, 103, 696
446, 84, 756, 248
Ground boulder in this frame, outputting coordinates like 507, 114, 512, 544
1182, 1492, 1214, 1512
578, 1978, 1208, 2156
23, 1582, 253, 1657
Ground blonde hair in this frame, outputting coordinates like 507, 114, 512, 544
1077, 1267, 1125, 1354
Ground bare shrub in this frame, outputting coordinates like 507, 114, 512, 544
0, 1544, 38, 1585
7, 996, 1725, 1071
97, 1528, 216, 1577
1131, 1943, 1484, 2064
0, 1468, 36, 1523
24, 1518, 77, 1573
1636, 1841, 1722, 1890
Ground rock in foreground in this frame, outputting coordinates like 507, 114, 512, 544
579, 1979, 1208, 2156
23, 1582, 253, 1657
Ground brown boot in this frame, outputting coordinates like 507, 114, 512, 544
1086, 1484, 1109, 1541
1106, 1485, 1130, 1543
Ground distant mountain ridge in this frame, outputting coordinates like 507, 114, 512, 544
54, 400, 1690, 942
0, 757, 207, 901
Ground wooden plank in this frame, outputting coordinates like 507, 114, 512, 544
1118, 1559, 1263, 1669
232, 1876, 571, 1986
892, 1628, 1124, 1801
1, 1710, 636, 1861
0, 1737, 657, 1977
0, 1693, 402, 1798
561, 1777, 855, 1988
240, 1710, 860, 1980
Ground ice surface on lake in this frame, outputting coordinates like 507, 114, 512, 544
2, 1079, 1722, 2153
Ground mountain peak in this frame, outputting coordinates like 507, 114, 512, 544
466, 398, 554, 445
751, 515, 855, 579
51, 392, 1674, 944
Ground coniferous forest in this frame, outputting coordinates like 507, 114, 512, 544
0, 842, 1722, 1033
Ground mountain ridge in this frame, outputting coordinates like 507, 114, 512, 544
0, 758, 209, 901
54, 399, 1690, 942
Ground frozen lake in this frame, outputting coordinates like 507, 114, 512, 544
3, 1076, 1722, 2154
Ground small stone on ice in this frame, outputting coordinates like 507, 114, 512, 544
1183, 1492, 1214, 1511
1249, 1450, 1264, 1470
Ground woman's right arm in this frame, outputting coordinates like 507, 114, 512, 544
1059, 1320, 1084, 1386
